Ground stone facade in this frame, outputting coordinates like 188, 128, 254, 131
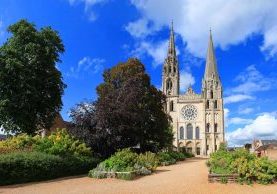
162, 23, 225, 156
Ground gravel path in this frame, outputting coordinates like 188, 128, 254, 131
1, 158, 276, 194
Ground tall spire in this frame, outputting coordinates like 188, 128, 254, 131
167, 20, 176, 57
204, 29, 219, 80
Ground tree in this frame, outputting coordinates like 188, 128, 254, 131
69, 58, 173, 157
0, 19, 66, 134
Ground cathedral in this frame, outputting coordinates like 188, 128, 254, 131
162, 24, 225, 156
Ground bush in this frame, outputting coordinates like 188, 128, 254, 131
101, 148, 138, 172
208, 144, 277, 184
136, 152, 159, 171
0, 129, 92, 157
183, 152, 194, 158
157, 152, 176, 165
0, 151, 97, 185
0, 134, 36, 154
34, 129, 92, 157
168, 151, 186, 161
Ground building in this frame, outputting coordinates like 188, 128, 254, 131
39, 113, 69, 137
252, 139, 277, 160
162, 23, 225, 156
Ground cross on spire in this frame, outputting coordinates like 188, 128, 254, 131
204, 29, 219, 80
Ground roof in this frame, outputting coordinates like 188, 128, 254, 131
261, 139, 277, 145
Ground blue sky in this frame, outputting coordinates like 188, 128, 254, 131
0, 0, 277, 145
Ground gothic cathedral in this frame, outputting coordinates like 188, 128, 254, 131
162, 24, 225, 156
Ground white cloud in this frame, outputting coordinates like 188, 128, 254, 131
224, 94, 254, 104
226, 112, 277, 146
67, 56, 105, 78
68, 0, 107, 21
231, 65, 274, 94
128, 0, 277, 58
132, 40, 169, 68
238, 107, 254, 115
228, 117, 253, 125
180, 70, 195, 92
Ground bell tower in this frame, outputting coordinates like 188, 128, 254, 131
202, 30, 224, 154
162, 22, 179, 98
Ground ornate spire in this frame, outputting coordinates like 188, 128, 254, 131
167, 21, 176, 57
204, 29, 219, 80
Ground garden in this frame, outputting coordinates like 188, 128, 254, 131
0, 129, 194, 185
89, 148, 194, 180
207, 143, 277, 184
0, 129, 98, 185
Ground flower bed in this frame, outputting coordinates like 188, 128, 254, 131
88, 149, 191, 180
207, 143, 277, 185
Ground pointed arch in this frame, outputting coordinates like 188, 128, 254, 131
179, 127, 184, 139
195, 127, 200, 139
187, 123, 193, 139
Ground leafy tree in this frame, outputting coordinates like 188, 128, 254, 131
69, 58, 173, 157
0, 19, 66, 134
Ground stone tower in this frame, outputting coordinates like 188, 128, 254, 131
202, 30, 225, 154
162, 22, 179, 112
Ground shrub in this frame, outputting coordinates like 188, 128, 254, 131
157, 152, 176, 165
0, 134, 36, 154
168, 151, 186, 161
208, 145, 277, 184
183, 152, 194, 158
136, 152, 159, 171
101, 148, 138, 172
0, 129, 92, 157
0, 151, 97, 185
34, 129, 92, 157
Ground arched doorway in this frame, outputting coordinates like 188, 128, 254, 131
186, 141, 193, 153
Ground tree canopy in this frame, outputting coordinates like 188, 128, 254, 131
69, 58, 173, 157
0, 19, 66, 134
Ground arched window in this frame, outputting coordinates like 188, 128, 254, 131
166, 79, 172, 90
169, 66, 172, 73
206, 123, 210, 133
179, 127, 184, 139
173, 66, 176, 73
170, 101, 174, 111
206, 101, 209, 109
210, 90, 213, 98
164, 66, 167, 74
187, 124, 193, 139
214, 100, 217, 109
214, 123, 218, 133
195, 127, 200, 139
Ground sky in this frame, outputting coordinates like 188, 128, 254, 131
0, 0, 277, 146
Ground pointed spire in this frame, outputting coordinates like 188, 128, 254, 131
204, 29, 219, 80
167, 20, 176, 57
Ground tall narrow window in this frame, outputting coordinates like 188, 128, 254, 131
179, 127, 184, 139
210, 90, 213, 98
214, 123, 218, 133
206, 123, 210, 133
187, 124, 193, 139
214, 100, 217, 109
206, 101, 209, 109
170, 101, 174, 111
195, 127, 200, 139
169, 66, 172, 73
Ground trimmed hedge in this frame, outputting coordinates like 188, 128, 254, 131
0, 151, 98, 185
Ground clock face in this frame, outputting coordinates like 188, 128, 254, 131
181, 105, 198, 120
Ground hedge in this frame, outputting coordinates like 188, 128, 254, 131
0, 151, 98, 185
